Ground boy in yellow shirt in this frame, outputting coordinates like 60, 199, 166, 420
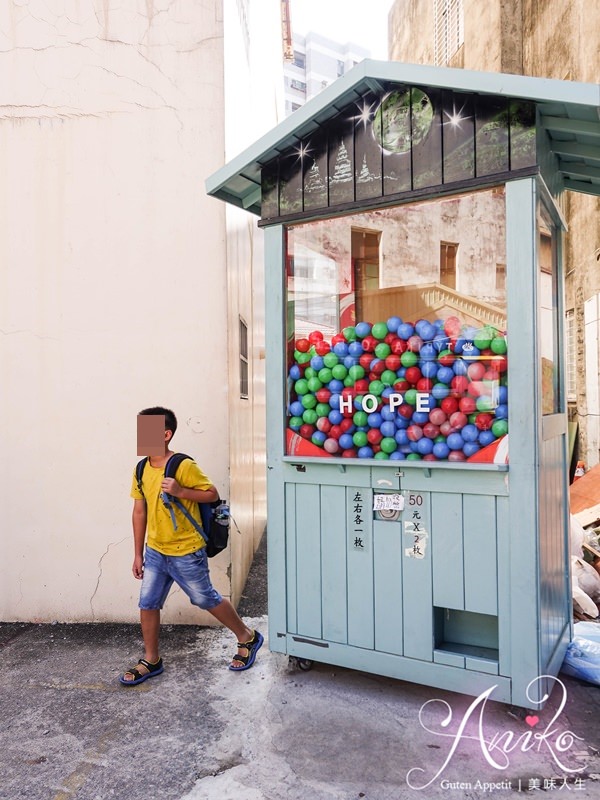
120, 406, 262, 685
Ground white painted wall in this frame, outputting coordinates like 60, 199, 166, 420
0, 0, 235, 623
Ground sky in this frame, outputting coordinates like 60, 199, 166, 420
289, 0, 395, 59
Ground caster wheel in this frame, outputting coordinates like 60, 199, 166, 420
297, 658, 314, 671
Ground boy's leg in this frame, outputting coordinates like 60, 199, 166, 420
209, 599, 253, 646
141, 608, 161, 662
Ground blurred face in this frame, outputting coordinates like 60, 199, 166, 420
137, 414, 167, 456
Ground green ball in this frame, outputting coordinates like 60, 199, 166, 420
316, 403, 331, 418
318, 367, 333, 384
492, 418, 508, 437
476, 395, 494, 412
406, 453, 422, 460
294, 350, 312, 364
372, 322, 389, 340
348, 365, 365, 381
369, 380, 385, 396
491, 336, 507, 354
295, 378, 308, 395
375, 342, 391, 358
302, 409, 318, 424
353, 410, 368, 427
343, 326, 357, 342
468, 413, 478, 424
307, 377, 323, 392
304, 367, 317, 379
301, 393, 317, 409
381, 369, 398, 386
381, 437, 397, 454
344, 376, 355, 387
289, 416, 303, 429
331, 364, 348, 380
434, 435, 446, 443
323, 352, 339, 368
401, 351, 418, 368
374, 451, 390, 460
404, 388, 417, 405
474, 327, 494, 350
353, 431, 368, 447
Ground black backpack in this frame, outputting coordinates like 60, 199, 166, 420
135, 453, 230, 558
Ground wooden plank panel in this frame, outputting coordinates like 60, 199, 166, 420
347, 486, 374, 649
285, 483, 298, 635
374, 520, 403, 655
463, 494, 498, 615
295, 483, 322, 639
431, 493, 464, 610
402, 490, 434, 661
321, 484, 348, 644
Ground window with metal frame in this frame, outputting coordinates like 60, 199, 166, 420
565, 309, 576, 402
239, 317, 249, 399
434, 0, 464, 66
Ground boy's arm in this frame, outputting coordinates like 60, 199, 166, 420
161, 479, 219, 504
132, 499, 147, 579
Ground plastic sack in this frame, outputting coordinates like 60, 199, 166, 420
561, 622, 600, 685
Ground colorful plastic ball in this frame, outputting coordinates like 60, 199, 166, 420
416, 378, 434, 393
316, 388, 331, 403
387, 316, 402, 332
295, 378, 309, 395
374, 436, 394, 454
412, 411, 429, 425
331, 364, 348, 381
329, 424, 342, 439
333, 342, 349, 358
447, 451, 466, 462
396, 322, 414, 340
367, 429, 383, 446
308, 331, 324, 344
314, 340, 331, 356
348, 341, 363, 358
355, 322, 372, 339
492, 418, 508, 437
340, 418, 355, 432
362, 335, 378, 353
377, 421, 394, 438
451, 376, 469, 396
352, 430, 368, 448
449, 411, 468, 430
311, 431, 327, 447
371, 322, 388, 340
440, 397, 459, 414
290, 401, 304, 417
381, 406, 396, 422
289, 416, 303, 431
461, 423, 479, 442
302, 410, 318, 425
394, 429, 409, 446
328, 379, 344, 393
324, 438, 340, 454
397, 403, 413, 419
436, 366, 454, 384
369, 380, 385, 396
322, 352, 339, 368
331, 333, 346, 346
406, 453, 422, 461
438, 349, 455, 367
497, 386, 508, 404
467, 361, 486, 381
289, 365, 302, 380
440, 421, 453, 436
352, 410, 368, 427
495, 404, 508, 420
476, 395, 495, 412
358, 446, 374, 459
317, 368, 333, 384
307, 377, 323, 393
478, 430, 496, 447
379, 369, 396, 386
459, 396, 477, 414
461, 344, 480, 361
348, 365, 365, 381
419, 321, 437, 342
316, 403, 331, 418
366, 411, 382, 428
463, 442, 480, 458
395, 416, 409, 430
400, 352, 418, 373
444, 316, 462, 336
370, 360, 386, 377
299, 423, 315, 439
432, 382, 450, 400
423, 422, 440, 439
390, 450, 406, 460
295, 350, 312, 365
342, 448, 358, 458
342, 326, 357, 342
296, 338, 310, 352
491, 336, 507, 355
416, 437, 434, 455
419, 342, 436, 362
304, 367, 317, 379
433, 441, 450, 459
420, 360, 438, 379
491, 355, 508, 373
447, 432, 465, 450
310, 355, 324, 371
339, 433, 354, 450
328, 407, 343, 423
473, 328, 493, 350
429, 408, 447, 426
390, 338, 408, 356
374, 342, 391, 360
433, 333, 450, 352
407, 335, 424, 353
407, 424, 423, 442
453, 359, 469, 376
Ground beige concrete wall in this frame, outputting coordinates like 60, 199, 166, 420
388, 0, 600, 468
0, 0, 230, 623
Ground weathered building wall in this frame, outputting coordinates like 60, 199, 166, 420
388, 0, 600, 467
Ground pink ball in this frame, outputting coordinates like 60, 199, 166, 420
423, 422, 440, 439
324, 438, 340, 454
450, 411, 468, 430
467, 361, 486, 381
407, 424, 423, 441
440, 421, 453, 436
448, 450, 466, 462
429, 408, 447, 426
316, 417, 332, 433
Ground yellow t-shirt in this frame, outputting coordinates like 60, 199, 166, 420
130, 457, 213, 556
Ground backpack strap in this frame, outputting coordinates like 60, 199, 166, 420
135, 457, 149, 497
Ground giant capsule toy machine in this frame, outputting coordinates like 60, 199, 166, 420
207, 62, 600, 707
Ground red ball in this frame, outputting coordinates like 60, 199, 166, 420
308, 331, 324, 344
459, 396, 477, 414
329, 424, 342, 439
416, 378, 433, 392
441, 397, 459, 415
299, 424, 315, 439
385, 354, 402, 371
316, 417, 331, 433
362, 335, 378, 353
483, 369, 500, 383
384, 333, 396, 345
444, 316, 461, 336
340, 418, 354, 432
354, 379, 369, 394
316, 388, 331, 403
450, 376, 469, 396
372, 444, 382, 453
475, 413, 494, 430
331, 333, 346, 346
407, 335, 424, 352
491, 356, 508, 373
407, 424, 423, 441
314, 340, 331, 356
398, 403, 414, 419
429, 408, 447, 426
467, 381, 485, 397
393, 380, 410, 393
423, 422, 440, 439
367, 429, 383, 445
440, 421, 453, 436
450, 411, 468, 430
371, 360, 386, 376
342, 448, 358, 458
390, 338, 408, 355
360, 353, 374, 370
296, 338, 310, 353
423, 454, 437, 461
405, 366, 422, 385
467, 361, 486, 381
438, 350, 455, 367
448, 450, 466, 462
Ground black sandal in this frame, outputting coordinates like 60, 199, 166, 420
119, 657, 164, 686
229, 630, 264, 671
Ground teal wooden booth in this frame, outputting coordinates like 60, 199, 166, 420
207, 62, 600, 708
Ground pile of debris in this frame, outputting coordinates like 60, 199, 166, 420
570, 463, 600, 620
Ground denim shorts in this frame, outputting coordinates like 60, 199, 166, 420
139, 546, 223, 611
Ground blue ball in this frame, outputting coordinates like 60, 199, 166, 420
381, 386, 394, 400
436, 366, 454, 384
397, 322, 415, 340
312, 431, 327, 446
461, 424, 479, 442
432, 382, 450, 400
354, 396, 365, 410
390, 450, 406, 460
381, 405, 395, 421
387, 316, 402, 332
290, 401, 305, 417
355, 322, 372, 339
310, 355, 324, 370
417, 437, 434, 455
417, 321, 436, 342
348, 341, 363, 357
412, 411, 429, 425
328, 379, 344, 393
395, 429, 410, 446
289, 365, 302, 380
453, 359, 469, 376
478, 430, 496, 447
495, 404, 508, 420
339, 433, 354, 450
368, 412, 383, 428
463, 442, 480, 458
461, 344, 480, 361
497, 386, 508, 404
409, 441, 421, 453
358, 446, 374, 459
433, 441, 450, 459
380, 421, 396, 437
395, 416, 409, 429
328, 409, 343, 425
433, 333, 449, 352
420, 342, 437, 361
421, 361, 438, 379
343, 355, 357, 369
329, 394, 341, 409
447, 432, 465, 450
453, 337, 466, 354
333, 342, 349, 357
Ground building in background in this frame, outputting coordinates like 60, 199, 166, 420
0, 0, 282, 624
388, 0, 600, 470
284, 32, 369, 115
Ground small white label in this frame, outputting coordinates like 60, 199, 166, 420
373, 493, 405, 512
